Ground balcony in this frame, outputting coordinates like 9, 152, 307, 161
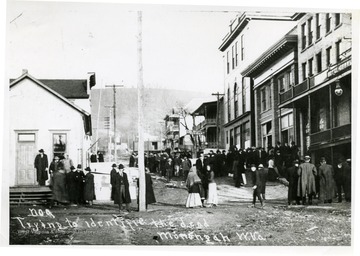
279, 88, 293, 103
166, 124, 180, 133
195, 118, 217, 130
293, 79, 309, 97
310, 124, 351, 145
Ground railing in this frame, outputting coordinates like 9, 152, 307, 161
279, 88, 293, 104
332, 124, 351, 140
309, 124, 351, 145
293, 79, 309, 97
310, 129, 331, 144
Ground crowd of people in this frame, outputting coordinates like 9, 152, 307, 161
34, 149, 95, 208
34, 141, 351, 211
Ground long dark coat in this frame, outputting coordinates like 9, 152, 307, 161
75, 171, 85, 203
318, 164, 335, 202
84, 172, 95, 201
66, 171, 77, 203
285, 166, 299, 202
297, 162, 317, 197
52, 170, 69, 203
34, 154, 49, 185
110, 168, 117, 200
113, 172, 131, 204
137, 173, 156, 205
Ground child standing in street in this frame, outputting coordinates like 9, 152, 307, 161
249, 164, 264, 208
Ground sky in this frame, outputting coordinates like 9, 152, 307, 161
5, 1, 242, 93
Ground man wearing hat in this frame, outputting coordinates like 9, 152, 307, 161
285, 159, 300, 205
84, 167, 95, 205
297, 155, 317, 205
318, 157, 335, 204
113, 164, 131, 212
34, 149, 49, 186
67, 165, 78, 205
75, 164, 85, 204
257, 164, 268, 202
110, 163, 117, 201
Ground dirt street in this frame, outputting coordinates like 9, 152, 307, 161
10, 174, 351, 246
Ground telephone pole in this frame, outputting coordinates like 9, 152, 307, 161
105, 84, 124, 163
137, 11, 146, 212
212, 92, 224, 149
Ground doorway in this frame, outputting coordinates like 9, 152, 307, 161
16, 133, 37, 185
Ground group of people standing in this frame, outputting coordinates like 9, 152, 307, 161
285, 156, 351, 205
34, 149, 95, 207
110, 163, 156, 212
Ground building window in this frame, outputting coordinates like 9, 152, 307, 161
241, 121, 250, 149
316, 52, 322, 73
241, 35, 245, 60
308, 17, 313, 46
335, 40, 341, 62
302, 62, 307, 81
242, 82, 246, 113
261, 87, 266, 112
335, 13, 341, 27
234, 83, 238, 118
226, 131, 229, 144
301, 23, 306, 50
235, 42, 238, 67
226, 52, 230, 74
232, 45, 235, 70
18, 133, 36, 142
235, 126, 241, 146
281, 113, 294, 144
326, 46, 332, 67
326, 13, 331, 33
311, 89, 330, 133
53, 133, 67, 158
316, 13, 321, 40
227, 86, 231, 122
262, 122, 272, 150
308, 58, 313, 77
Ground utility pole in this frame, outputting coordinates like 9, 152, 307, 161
137, 11, 146, 212
104, 106, 113, 161
212, 92, 225, 149
105, 84, 124, 163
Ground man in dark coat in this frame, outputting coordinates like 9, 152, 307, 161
297, 155, 317, 205
196, 153, 208, 198
50, 162, 69, 207
137, 168, 156, 209
129, 153, 135, 167
75, 164, 85, 205
34, 149, 49, 186
249, 164, 264, 208
113, 164, 131, 212
110, 163, 117, 200
318, 157, 335, 203
84, 167, 95, 205
335, 159, 351, 203
285, 159, 300, 205
67, 166, 78, 205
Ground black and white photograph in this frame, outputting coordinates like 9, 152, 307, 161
1, 0, 359, 254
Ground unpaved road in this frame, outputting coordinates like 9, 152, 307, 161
10, 175, 351, 246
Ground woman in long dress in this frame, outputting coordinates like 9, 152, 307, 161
206, 165, 218, 207
185, 167, 203, 208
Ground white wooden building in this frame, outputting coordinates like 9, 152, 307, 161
9, 70, 93, 187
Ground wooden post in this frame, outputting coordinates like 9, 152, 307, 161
137, 11, 146, 212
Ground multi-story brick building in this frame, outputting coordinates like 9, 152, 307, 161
242, 26, 298, 150
219, 12, 300, 150
279, 12, 352, 164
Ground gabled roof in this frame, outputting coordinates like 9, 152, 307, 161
39, 79, 88, 99
9, 72, 90, 117
9, 78, 89, 99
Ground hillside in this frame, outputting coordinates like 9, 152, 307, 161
90, 87, 209, 150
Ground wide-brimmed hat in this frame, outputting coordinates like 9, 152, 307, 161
85, 167, 91, 172
293, 159, 299, 164
112, 163, 117, 167
118, 164, 125, 169
39, 149, 44, 153
77, 164, 82, 168
258, 164, 264, 168
304, 155, 311, 160
70, 166, 75, 170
